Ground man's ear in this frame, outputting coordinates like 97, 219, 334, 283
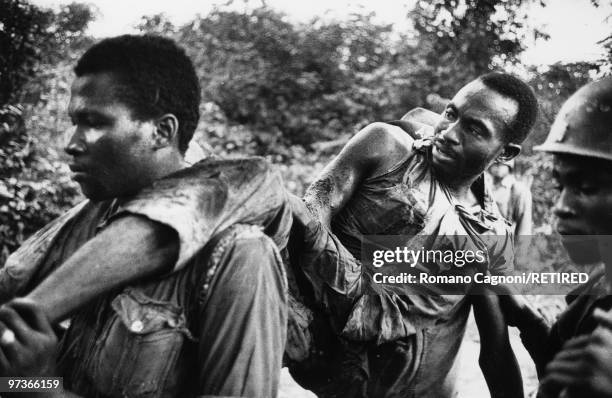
152, 114, 179, 150
497, 143, 521, 162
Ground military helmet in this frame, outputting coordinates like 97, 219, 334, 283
534, 77, 612, 161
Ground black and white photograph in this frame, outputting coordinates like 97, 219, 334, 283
1, 0, 612, 397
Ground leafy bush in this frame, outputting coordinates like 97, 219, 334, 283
0, 1, 93, 264
0, 105, 80, 264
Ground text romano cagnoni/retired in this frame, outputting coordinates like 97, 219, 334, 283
372, 272, 589, 285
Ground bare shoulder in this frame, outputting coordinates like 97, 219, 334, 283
348, 122, 414, 164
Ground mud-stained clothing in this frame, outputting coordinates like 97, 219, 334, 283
1, 158, 290, 398
287, 131, 514, 397
296, 136, 513, 340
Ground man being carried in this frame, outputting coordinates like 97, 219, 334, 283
287, 72, 541, 397
534, 76, 612, 398
0, 35, 288, 397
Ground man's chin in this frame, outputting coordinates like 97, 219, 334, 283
78, 183, 110, 202
560, 235, 602, 264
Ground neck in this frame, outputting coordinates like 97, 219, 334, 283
438, 172, 481, 205
124, 152, 185, 198
151, 152, 185, 181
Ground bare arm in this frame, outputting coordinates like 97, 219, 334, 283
473, 294, 524, 398
492, 289, 551, 376
25, 215, 178, 323
303, 122, 414, 227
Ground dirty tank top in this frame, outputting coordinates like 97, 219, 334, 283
329, 122, 514, 342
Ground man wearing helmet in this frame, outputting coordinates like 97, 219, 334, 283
534, 76, 612, 398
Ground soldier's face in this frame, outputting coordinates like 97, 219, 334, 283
432, 80, 518, 180
65, 72, 157, 201
553, 154, 612, 262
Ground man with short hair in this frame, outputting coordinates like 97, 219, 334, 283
0, 35, 289, 397
533, 76, 612, 398
287, 72, 541, 397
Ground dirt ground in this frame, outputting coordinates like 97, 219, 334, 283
278, 307, 547, 398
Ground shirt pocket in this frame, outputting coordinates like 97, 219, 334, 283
90, 288, 196, 398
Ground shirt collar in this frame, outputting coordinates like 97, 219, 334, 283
95, 199, 122, 232
416, 140, 505, 228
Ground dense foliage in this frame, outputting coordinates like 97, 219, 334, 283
0, 1, 93, 263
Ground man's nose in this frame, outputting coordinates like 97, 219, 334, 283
553, 189, 577, 219
439, 120, 460, 145
64, 128, 86, 157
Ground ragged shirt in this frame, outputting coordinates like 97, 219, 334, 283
324, 135, 514, 342
289, 127, 515, 398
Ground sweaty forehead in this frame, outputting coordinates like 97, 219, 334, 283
451, 80, 519, 132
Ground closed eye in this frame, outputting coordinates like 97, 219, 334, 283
467, 122, 485, 136
464, 117, 489, 138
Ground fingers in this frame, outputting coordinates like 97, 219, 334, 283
540, 371, 584, 391
0, 306, 32, 344
0, 301, 58, 378
0, 299, 54, 362
593, 308, 612, 329
0, 321, 23, 363
543, 340, 594, 387
551, 348, 588, 363
546, 358, 587, 378
6, 299, 53, 334
561, 334, 590, 350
